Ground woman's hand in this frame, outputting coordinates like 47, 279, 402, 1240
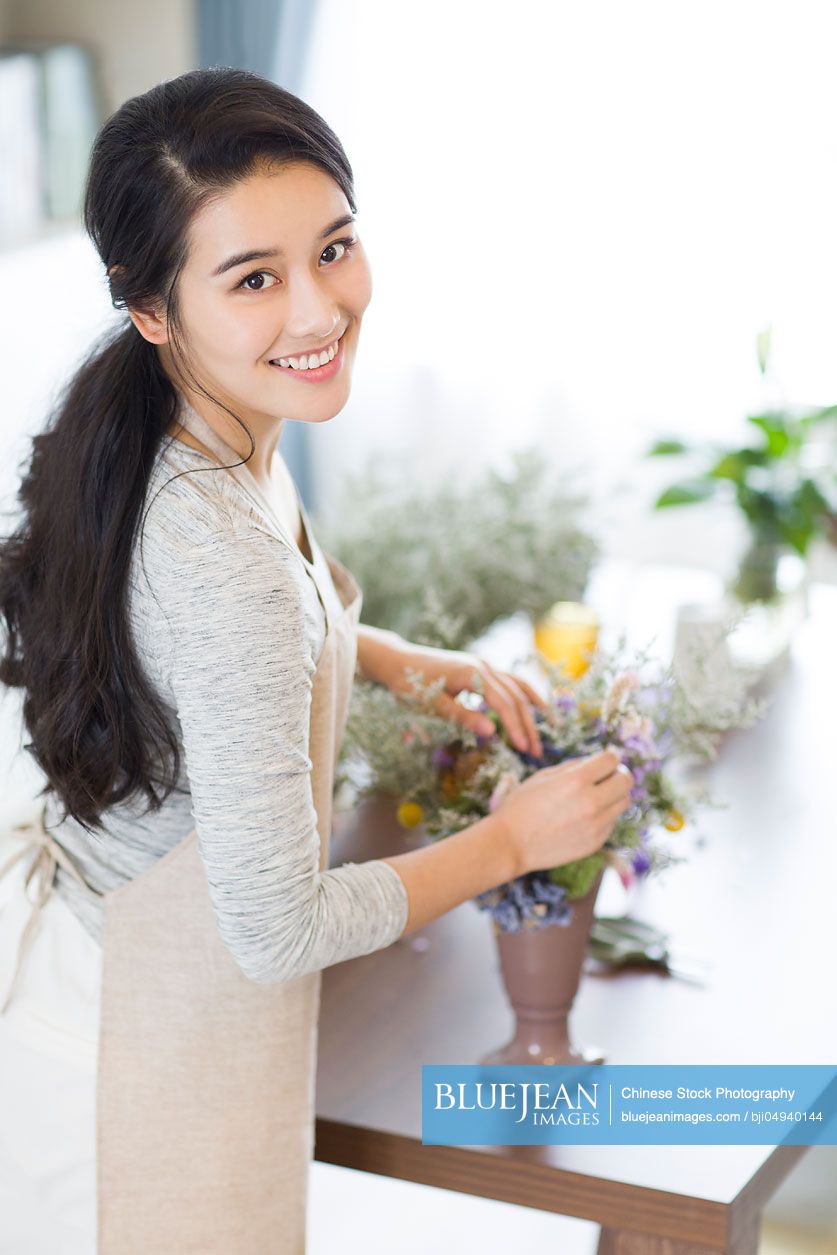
493, 748, 634, 878
357, 629, 551, 757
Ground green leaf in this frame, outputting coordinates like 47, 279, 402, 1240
777, 523, 813, 556
746, 413, 791, 458
756, 325, 772, 375
548, 853, 605, 899
647, 439, 689, 457
796, 478, 830, 515
654, 479, 718, 509
708, 450, 766, 482
800, 403, 837, 427
735, 483, 779, 528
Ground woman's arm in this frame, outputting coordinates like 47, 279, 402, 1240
147, 521, 630, 983
355, 622, 406, 682
380, 811, 517, 934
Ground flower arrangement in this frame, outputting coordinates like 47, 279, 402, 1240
314, 447, 598, 650
337, 641, 763, 934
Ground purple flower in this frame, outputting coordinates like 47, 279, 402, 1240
431, 746, 456, 767
631, 848, 652, 875
475, 872, 574, 932
621, 733, 658, 758
532, 878, 568, 906
492, 900, 521, 932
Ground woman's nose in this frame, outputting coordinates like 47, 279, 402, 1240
282, 275, 340, 343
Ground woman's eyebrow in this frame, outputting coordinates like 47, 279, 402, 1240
211, 214, 357, 277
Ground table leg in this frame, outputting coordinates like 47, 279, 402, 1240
597, 1213, 760, 1255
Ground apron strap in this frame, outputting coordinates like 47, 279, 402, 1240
0, 802, 102, 1016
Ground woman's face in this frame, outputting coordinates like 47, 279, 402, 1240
168, 160, 372, 428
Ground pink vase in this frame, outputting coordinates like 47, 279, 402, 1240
481, 869, 606, 1066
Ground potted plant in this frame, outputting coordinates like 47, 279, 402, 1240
647, 329, 837, 607
315, 447, 598, 651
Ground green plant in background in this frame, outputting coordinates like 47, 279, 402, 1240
314, 447, 598, 649
647, 328, 837, 602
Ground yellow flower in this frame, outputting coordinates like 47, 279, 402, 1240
397, 801, 424, 829
664, 809, 685, 832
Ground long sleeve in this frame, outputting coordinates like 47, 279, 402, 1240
147, 522, 409, 985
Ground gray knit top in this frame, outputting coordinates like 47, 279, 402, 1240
47, 435, 409, 984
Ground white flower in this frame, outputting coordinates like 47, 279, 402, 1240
618, 713, 653, 741
603, 671, 641, 723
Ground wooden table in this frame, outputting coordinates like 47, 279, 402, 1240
316, 568, 837, 1253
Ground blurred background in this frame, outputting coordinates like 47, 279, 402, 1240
2, 0, 837, 578
0, 1, 835, 1250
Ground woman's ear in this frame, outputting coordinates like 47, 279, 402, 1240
127, 305, 169, 345
108, 264, 169, 345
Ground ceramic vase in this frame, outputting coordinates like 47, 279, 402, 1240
481, 869, 606, 1066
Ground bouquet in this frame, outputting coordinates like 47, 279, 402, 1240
338, 640, 764, 934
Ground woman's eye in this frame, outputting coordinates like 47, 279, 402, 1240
321, 237, 358, 265
237, 238, 357, 290
239, 271, 278, 292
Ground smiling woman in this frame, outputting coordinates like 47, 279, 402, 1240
129, 157, 373, 489
0, 65, 628, 1254
0, 67, 391, 1253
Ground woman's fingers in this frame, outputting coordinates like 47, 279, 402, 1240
596, 790, 634, 839
506, 674, 551, 712
481, 669, 543, 756
596, 762, 634, 809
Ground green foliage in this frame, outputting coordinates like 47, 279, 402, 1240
646, 327, 837, 571
648, 439, 689, 456
654, 479, 717, 509
314, 447, 599, 650
548, 854, 605, 899
647, 404, 836, 560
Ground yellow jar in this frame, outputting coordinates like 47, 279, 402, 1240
534, 601, 600, 679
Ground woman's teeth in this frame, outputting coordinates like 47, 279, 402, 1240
275, 341, 338, 371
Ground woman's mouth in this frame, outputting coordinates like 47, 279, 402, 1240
268, 331, 346, 383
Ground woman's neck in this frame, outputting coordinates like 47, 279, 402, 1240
167, 390, 284, 493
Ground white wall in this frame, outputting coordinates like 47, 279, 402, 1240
300, 0, 837, 589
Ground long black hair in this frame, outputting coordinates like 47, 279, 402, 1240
0, 67, 357, 833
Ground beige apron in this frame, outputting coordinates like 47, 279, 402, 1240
0, 409, 363, 1254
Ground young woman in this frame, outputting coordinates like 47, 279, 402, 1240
0, 67, 632, 1253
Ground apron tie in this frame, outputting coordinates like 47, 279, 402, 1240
0, 802, 102, 1016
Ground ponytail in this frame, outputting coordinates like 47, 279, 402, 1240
0, 322, 182, 832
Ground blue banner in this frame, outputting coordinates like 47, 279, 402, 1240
421, 1065, 837, 1145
